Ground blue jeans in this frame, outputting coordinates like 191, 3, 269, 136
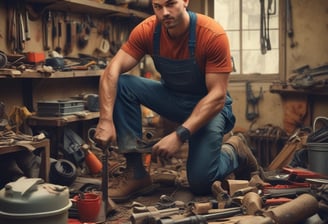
113, 75, 237, 194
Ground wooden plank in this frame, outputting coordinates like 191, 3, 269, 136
28, 111, 99, 127
0, 139, 50, 182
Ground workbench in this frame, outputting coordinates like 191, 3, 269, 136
27, 111, 99, 158
0, 139, 50, 182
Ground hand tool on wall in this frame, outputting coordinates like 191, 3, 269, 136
18, 9, 26, 51
266, 0, 276, 51
24, 5, 31, 41
260, 0, 267, 54
109, 21, 121, 56
64, 20, 73, 55
98, 22, 110, 54
42, 10, 51, 51
78, 24, 90, 49
245, 81, 263, 121
286, 0, 297, 48
55, 20, 62, 53
51, 12, 57, 50
260, 0, 276, 54
6, 2, 15, 52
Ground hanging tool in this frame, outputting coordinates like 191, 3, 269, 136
6, 2, 16, 52
24, 4, 31, 41
286, 0, 297, 48
260, 0, 267, 54
64, 20, 73, 55
98, 22, 110, 53
55, 20, 62, 53
266, 0, 276, 51
231, 56, 237, 72
42, 10, 51, 50
51, 12, 57, 50
260, 0, 276, 54
246, 81, 263, 121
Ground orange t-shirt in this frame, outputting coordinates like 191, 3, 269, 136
121, 13, 232, 74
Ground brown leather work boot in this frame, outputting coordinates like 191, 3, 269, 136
225, 133, 259, 180
108, 169, 156, 202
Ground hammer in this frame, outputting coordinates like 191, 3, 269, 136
88, 128, 117, 222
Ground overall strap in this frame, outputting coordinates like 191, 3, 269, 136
188, 11, 197, 57
153, 21, 161, 55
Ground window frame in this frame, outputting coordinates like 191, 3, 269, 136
210, 0, 286, 83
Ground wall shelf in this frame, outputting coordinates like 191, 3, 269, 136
0, 69, 103, 79
270, 82, 328, 95
25, 0, 151, 19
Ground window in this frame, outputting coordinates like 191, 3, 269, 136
214, 0, 280, 77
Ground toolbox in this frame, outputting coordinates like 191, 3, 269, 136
37, 100, 85, 116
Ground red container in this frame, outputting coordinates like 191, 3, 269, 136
74, 193, 101, 223
26, 52, 46, 63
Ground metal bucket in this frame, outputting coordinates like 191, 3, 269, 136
307, 143, 328, 176
0, 177, 72, 224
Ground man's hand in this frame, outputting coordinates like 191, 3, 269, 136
152, 131, 184, 160
94, 119, 116, 147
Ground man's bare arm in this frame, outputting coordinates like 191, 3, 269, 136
96, 49, 139, 144
181, 72, 230, 134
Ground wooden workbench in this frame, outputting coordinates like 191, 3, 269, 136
0, 139, 50, 182
27, 112, 99, 158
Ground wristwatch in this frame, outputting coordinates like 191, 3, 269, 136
176, 125, 191, 142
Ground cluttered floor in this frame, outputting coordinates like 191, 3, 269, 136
1, 119, 328, 224
66, 127, 328, 224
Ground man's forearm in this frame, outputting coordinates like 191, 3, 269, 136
98, 66, 119, 122
182, 94, 226, 134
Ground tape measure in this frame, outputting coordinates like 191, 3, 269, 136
0, 51, 8, 68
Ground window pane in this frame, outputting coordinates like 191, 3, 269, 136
242, 0, 261, 30
214, 0, 279, 75
243, 49, 279, 74
243, 30, 260, 50
226, 31, 240, 51
268, 29, 279, 49
214, 0, 239, 30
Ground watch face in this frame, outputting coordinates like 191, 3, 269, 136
176, 126, 190, 142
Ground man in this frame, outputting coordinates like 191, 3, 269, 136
95, 0, 259, 202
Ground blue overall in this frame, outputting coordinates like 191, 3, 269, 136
113, 11, 237, 194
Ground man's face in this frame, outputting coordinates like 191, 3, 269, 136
152, 0, 188, 29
